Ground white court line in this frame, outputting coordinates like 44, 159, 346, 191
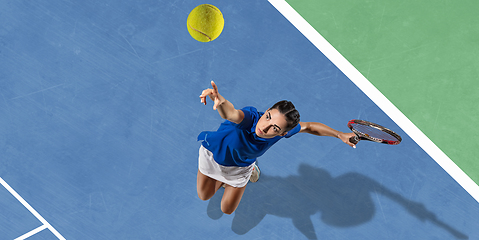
0, 176, 66, 240
15, 225, 48, 240
268, 0, 479, 203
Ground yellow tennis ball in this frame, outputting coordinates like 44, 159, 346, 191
187, 4, 224, 42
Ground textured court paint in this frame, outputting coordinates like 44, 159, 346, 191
270, 0, 479, 203
2, 0, 479, 239
1, 177, 65, 240
285, 0, 479, 184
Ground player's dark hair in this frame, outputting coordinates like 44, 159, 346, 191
269, 100, 300, 132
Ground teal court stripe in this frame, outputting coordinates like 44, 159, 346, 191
268, 0, 479, 203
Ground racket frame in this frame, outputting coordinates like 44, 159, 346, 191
348, 119, 402, 145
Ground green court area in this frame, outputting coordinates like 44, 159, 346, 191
286, 0, 479, 184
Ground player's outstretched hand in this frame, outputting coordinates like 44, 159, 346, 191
199, 81, 222, 110
339, 132, 357, 148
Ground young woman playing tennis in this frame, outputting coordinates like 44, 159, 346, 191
197, 81, 356, 214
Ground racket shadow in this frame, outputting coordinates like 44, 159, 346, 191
207, 163, 468, 240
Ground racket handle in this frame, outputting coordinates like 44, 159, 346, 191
349, 135, 359, 144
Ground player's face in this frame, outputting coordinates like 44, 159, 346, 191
255, 109, 289, 138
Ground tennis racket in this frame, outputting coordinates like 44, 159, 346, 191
348, 119, 402, 145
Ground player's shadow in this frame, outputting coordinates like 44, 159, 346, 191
207, 164, 468, 240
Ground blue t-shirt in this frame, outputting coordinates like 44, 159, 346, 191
197, 106, 301, 167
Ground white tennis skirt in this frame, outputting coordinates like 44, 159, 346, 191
198, 145, 254, 188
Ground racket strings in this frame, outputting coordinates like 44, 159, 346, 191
351, 124, 399, 141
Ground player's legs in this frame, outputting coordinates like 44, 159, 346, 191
221, 184, 246, 214
197, 170, 223, 200
197, 170, 246, 214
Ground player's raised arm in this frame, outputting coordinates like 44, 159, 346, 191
199, 81, 244, 124
299, 121, 357, 148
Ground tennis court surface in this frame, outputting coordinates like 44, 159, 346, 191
1, 0, 478, 239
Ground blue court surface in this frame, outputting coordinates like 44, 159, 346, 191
1, 0, 478, 239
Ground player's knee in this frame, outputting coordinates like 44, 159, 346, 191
197, 185, 214, 201
221, 202, 237, 215
197, 191, 212, 201
221, 206, 235, 215
197, 193, 208, 201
